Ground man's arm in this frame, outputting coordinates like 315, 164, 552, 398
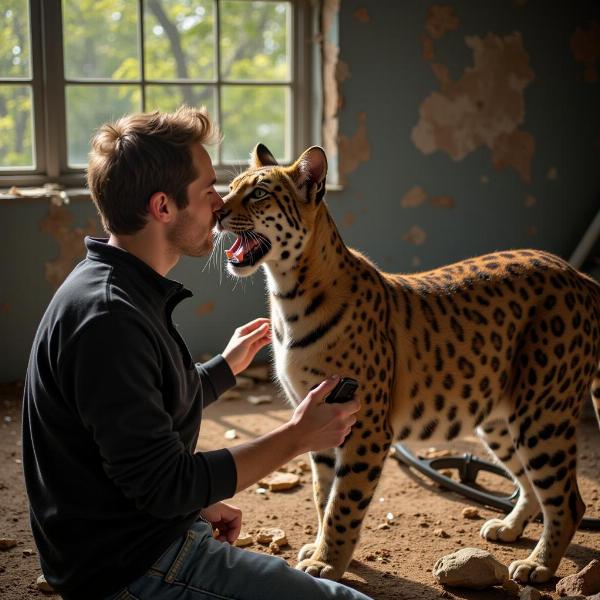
228, 376, 360, 493
195, 355, 236, 409
60, 313, 237, 517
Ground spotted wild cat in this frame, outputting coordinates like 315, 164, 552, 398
215, 144, 600, 584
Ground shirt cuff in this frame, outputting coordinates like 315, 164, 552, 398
196, 355, 237, 401
201, 448, 238, 504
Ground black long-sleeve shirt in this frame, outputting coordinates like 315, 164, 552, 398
22, 237, 237, 600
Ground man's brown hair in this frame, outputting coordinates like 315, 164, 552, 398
87, 105, 218, 234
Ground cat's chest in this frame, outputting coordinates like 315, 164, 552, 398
272, 338, 326, 405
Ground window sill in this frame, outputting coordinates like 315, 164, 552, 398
0, 183, 344, 204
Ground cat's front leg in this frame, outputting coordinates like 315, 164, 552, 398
296, 426, 391, 579
298, 449, 337, 561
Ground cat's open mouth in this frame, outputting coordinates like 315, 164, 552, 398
225, 232, 271, 267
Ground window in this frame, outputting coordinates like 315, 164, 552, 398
0, 0, 320, 187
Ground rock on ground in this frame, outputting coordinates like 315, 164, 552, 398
519, 586, 541, 600
433, 547, 508, 590
556, 560, 600, 597
233, 533, 253, 548
256, 528, 287, 546
36, 574, 54, 593
258, 472, 300, 491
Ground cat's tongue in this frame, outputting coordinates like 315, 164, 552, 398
226, 236, 259, 263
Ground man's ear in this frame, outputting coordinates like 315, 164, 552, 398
250, 143, 278, 169
289, 146, 328, 204
148, 191, 175, 223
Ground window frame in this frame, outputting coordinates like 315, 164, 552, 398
1, 0, 321, 188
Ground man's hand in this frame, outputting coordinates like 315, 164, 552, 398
222, 317, 271, 376
228, 375, 362, 494
200, 501, 242, 544
289, 376, 361, 453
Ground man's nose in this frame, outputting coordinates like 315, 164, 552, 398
212, 190, 225, 212
214, 205, 228, 224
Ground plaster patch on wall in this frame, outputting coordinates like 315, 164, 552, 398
425, 5, 459, 40
400, 186, 455, 209
547, 166, 558, 180
430, 62, 452, 90
322, 0, 341, 180
400, 185, 428, 208
353, 8, 370, 24
40, 205, 100, 289
422, 34, 435, 62
412, 31, 535, 183
490, 129, 535, 183
342, 212, 356, 226
570, 21, 600, 83
430, 195, 455, 208
339, 112, 371, 182
525, 194, 537, 207
336, 60, 351, 84
403, 225, 427, 246
196, 301, 215, 318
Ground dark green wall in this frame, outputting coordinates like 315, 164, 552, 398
1, 0, 599, 382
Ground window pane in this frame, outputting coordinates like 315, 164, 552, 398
144, 0, 215, 81
62, 0, 140, 80
0, 85, 34, 168
221, 85, 288, 162
1, 0, 31, 78
220, 1, 290, 81
145, 84, 217, 161
65, 84, 141, 166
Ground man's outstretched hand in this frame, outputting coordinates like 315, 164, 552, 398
200, 501, 242, 544
222, 317, 271, 376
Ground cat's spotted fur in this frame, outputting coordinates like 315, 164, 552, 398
216, 144, 600, 583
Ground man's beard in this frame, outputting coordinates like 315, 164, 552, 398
167, 212, 213, 257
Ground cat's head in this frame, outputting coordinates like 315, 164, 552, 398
216, 144, 328, 277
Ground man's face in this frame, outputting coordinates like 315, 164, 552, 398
167, 143, 222, 257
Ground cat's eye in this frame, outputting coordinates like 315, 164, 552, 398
252, 188, 268, 199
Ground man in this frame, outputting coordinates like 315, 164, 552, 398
22, 106, 369, 600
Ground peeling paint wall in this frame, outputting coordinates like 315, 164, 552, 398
1, 0, 600, 382
39, 205, 99, 288
331, 0, 600, 276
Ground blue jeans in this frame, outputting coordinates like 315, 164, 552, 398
106, 520, 372, 600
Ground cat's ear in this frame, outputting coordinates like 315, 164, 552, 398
290, 146, 328, 204
250, 143, 278, 169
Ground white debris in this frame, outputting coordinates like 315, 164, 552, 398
224, 429, 238, 440
234, 533, 253, 547
256, 527, 287, 546
258, 472, 300, 492
247, 394, 273, 405
36, 574, 54, 593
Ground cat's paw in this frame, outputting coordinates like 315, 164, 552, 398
297, 543, 318, 561
480, 518, 523, 542
296, 558, 339, 580
509, 558, 553, 583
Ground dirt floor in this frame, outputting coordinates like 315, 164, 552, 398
1, 377, 599, 600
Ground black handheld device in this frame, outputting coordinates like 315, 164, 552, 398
325, 377, 359, 404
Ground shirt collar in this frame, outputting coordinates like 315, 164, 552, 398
84, 236, 191, 300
